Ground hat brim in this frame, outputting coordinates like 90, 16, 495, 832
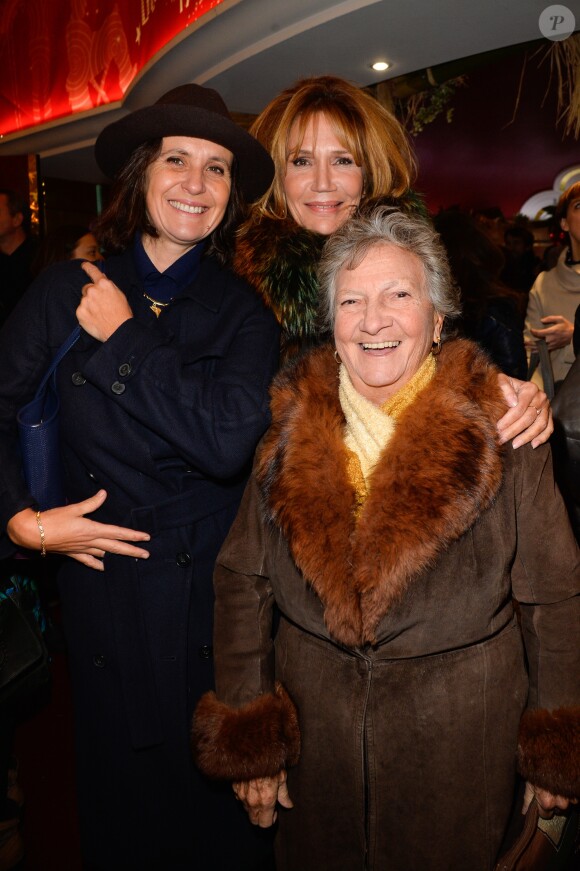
95, 103, 274, 202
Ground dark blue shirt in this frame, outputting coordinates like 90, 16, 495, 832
133, 234, 206, 302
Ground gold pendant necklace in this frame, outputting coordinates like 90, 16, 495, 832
143, 292, 172, 317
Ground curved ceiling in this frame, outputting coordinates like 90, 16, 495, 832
0, 0, 566, 182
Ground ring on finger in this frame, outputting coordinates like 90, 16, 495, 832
529, 405, 541, 416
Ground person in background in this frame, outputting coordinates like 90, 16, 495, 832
234, 75, 552, 448
0, 84, 279, 871
434, 207, 527, 379
525, 182, 580, 391
501, 224, 541, 293
552, 194, 580, 541
193, 207, 580, 871
31, 224, 101, 277
473, 205, 507, 249
0, 189, 39, 327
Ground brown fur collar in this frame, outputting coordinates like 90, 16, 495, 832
233, 214, 327, 352
256, 339, 506, 647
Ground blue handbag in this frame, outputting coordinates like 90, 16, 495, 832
16, 325, 81, 510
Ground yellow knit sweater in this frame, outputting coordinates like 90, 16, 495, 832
339, 354, 437, 517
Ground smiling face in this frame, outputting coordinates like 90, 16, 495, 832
144, 135, 233, 263
561, 194, 580, 260
283, 113, 364, 235
334, 243, 443, 405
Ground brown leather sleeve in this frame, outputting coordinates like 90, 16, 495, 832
510, 443, 580, 710
212, 471, 276, 707
192, 471, 300, 780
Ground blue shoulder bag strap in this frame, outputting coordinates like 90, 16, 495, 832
32, 325, 82, 400
30, 258, 110, 400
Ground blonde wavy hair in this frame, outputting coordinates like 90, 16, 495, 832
249, 76, 416, 220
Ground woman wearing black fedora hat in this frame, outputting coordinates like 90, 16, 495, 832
0, 84, 279, 869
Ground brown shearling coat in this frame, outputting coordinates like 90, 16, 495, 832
194, 340, 580, 871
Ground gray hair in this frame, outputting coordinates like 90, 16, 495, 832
318, 206, 461, 337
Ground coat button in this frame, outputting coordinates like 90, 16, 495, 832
176, 552, 191, 567
71, 372, 86, 386
111, 381, 126, 395
118, 363, 132, 377
93, 654, 106, 668
198, 645, 213, 660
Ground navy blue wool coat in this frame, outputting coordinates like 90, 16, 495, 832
0, 247, 280, 870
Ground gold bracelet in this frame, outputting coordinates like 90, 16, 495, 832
35, 510, 46, 557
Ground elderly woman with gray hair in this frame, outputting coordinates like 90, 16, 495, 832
194, 207, 580, 871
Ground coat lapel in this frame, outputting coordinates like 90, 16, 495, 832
257, 340, 506, 646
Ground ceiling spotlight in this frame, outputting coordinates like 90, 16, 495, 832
371, 61, 390, 72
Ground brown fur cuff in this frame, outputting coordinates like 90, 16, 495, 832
192, 682, 300, 781
517, 707, 580, 798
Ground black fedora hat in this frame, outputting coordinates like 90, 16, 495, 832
94, 84, 274, 202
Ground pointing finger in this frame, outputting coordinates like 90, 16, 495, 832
81, 260, 105, 282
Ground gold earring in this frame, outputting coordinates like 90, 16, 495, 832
432, 337, 442, 356
334, 349, 341, 364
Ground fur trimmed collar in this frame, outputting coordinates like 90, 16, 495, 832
256, 339, 506, 647
233, 214, 327, 350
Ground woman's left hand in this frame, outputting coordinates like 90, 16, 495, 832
496, 374, 553, 449
523, 781, 578, 819
76, 261, 133, 342
232, 770, 293, 827
530, 315, 574, 351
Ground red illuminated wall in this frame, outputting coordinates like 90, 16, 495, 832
0, 0, 226, 136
